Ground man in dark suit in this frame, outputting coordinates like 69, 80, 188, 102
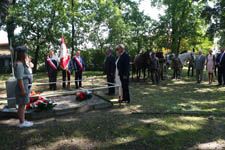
116, 44, 130, 103
104, 48, 116, 95
72, 50, 85, 89
216, 47, 225, 86
45, 50, 58, 90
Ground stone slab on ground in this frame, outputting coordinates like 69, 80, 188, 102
1, 94, 112, 119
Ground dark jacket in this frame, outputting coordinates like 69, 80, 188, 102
72, 56, 85, 71
217, 53, 225, 68
117, 51, 130, 77
104, 55, 116, 76
45, 56, 58, 74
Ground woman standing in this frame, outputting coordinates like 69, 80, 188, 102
206, 49, 216, 84
115, 49, 123, 103
15, 46, 33, 128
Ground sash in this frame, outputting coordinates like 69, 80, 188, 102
46, 56, 57, 71
74, 56, 84, 71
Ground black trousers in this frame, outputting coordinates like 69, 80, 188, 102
107, 74, 115, 94
49, 72, 57, 90
218, 66, 225, 85
151, 69, 159, 84
120, 76, 130, 103
62, 70, 71, 88
173, 68, 179, 79
188, 64, 194, 77
75, 71, 82, 88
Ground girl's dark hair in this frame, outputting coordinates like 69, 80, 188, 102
16, 51, 26, 65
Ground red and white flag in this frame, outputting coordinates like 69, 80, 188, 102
60, 37, 70, 70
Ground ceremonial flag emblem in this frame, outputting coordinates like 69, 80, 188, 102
60, 37, 70, 70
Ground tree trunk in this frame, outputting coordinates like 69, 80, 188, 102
33, 44, 40, 73
33, 32, 40, 73
71, 0, 75, 58
177, 37, 182, 54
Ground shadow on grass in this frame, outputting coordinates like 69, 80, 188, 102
1, 69, 225, 150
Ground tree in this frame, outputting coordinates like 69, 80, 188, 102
150, 0, 213, 53
202, 0, 225, 45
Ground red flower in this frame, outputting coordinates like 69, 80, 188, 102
43, 100, 48, 103
76, 93, 79, 97
84, 92, 87, 95
30, 97, 34, 102
26, 104, 30, 110
80, 95, 84, 99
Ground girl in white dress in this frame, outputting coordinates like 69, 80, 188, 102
115, 50, 123, 102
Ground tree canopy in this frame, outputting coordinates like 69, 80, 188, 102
1, 0, 221, 71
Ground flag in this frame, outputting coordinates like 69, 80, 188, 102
60, 37, 70, 70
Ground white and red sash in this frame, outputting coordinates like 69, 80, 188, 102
74, 56, 84, 71
46, 56, 57, 71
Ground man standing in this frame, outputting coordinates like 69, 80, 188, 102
104, 48, 116, 95
150, 52, 160, 84
195, 50, 205, 83
45, 50, 58, 90
72, 50, 85, 89
116, 44, 130, 103
216, 47, 225, 86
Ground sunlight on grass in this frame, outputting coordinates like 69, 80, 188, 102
189, 100, 225, 105
194, 88, 219, 93
155, 130, 172, 136
191, 140, 225, 150
139, 118, 166, 124
165, 117, 206, 131
22, 129, 39, 135
114, 136, 137, 144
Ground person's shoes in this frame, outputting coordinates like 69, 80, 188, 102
217, 84, 222, 86
121, 99, 129, 103
18, 121, 33, 128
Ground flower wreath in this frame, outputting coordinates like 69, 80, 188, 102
26, 91, 56, 111
75, 89, 92, 101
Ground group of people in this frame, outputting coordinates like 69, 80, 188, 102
104, 44, 131, 104
45, 50, 85, 90
170, 47, 225, 85
194, 47, 225, 85
14, 43, 131, 128
14, 46, 86, 128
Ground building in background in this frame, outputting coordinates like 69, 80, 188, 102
0, 43, 11, 73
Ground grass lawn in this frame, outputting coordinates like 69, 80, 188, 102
0, 68, 225, 150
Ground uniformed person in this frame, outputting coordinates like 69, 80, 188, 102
45, 50, 58, 90
72, 50, 85, 89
